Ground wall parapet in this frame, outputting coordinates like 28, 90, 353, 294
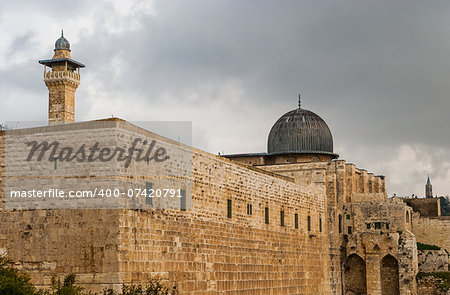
44, 70, 80, 83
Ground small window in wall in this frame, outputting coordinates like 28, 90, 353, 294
406, 211, 410, 223
346, 214, 350, 220
307, 216, 311, 231
180, 189, 186, 211
366, 223, 371, 230
294, 213, 299, 229
280, 210, 285, 227
227, 199, 232, 218
145, 182, 153, 206
319, 218, 322, 232
385, 223, 390, 230
348, 226, 352, 234
247, 203, 253, 215
338, 215, 342, 234
265, 207, 269, 224
375, 222, 381, 229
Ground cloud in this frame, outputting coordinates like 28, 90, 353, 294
337, 142, 450, 197
1, 0, 449, 197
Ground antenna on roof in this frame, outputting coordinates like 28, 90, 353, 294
298, 93, 301, 109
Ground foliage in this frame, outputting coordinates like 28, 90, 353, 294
417, 272, 450, 290
417, 242, 441, 250
104, 280, 175, 295
0, 256, 175, 295
48, 274, 84, 295
0, 256, 42, 295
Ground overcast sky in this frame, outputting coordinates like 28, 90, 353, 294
1, 0, 449, 197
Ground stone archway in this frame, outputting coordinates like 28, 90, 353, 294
381, 254, 399, 295
344, 254, 367, 295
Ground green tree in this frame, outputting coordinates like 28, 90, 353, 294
0, 256, 42, 295
50, 274, 84, 295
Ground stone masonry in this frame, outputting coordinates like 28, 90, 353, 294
418, 249, 449, 273
229, 152, 418, 295
1, 120, 333, 294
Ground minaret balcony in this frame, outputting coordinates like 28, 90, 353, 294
44, 70, 80, 84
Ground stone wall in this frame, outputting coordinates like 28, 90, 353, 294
418, 250, 449, 272
235, 153, 422, 295
417, 276, 450, 295
403, 198, 441, 217
117, 129, 333, 294
345, 198, 413, 234
0, 131, 4, 209
412, 214, 450, 253
342, 229, 418, 295
0, 120, 335, 294
0, 209, 122, 291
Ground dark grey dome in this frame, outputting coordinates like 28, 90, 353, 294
267, 107, 336, 156
55, 32, 70, 50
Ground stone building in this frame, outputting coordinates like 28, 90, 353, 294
401, 183, 450, 255
0, 33, 438, 295
225, 98, 418, 295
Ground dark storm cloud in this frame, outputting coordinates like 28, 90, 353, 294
77, 0, 450, 144
1, 0, 450, 196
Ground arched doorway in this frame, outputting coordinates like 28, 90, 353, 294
344, 254, 367, 295
381, 254, 399, 295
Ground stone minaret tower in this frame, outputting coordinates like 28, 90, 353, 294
426, 175, 433, 198
39, 31, 85, 125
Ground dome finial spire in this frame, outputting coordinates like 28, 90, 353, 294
298, 93, 301, 109
61, 29, 64, 37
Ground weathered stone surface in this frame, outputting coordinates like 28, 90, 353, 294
412, 214, 450, 253
232, 153, 418, 295
418, 250, 449, 273
402, 198, 441, 217
417, 275, 450, 295
0, 121, 332, 294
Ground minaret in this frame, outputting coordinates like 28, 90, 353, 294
39, 31, 85, 125
426, 175, 433, 198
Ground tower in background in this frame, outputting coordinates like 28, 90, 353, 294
426, 175, 433, 198
39, 31, 85, 125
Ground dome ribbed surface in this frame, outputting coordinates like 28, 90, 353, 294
55, 35, 70, 50
267, 108, 334, 155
